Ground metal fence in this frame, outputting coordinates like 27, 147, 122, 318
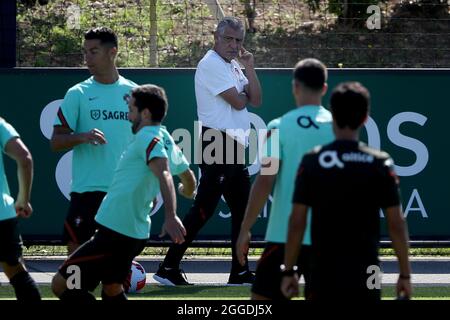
13, 0, 450, 68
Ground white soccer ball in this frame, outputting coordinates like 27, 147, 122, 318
124, 261, 146, 293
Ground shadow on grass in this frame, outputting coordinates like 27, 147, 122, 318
129, 285, 251, 298
1, 285, 450, 300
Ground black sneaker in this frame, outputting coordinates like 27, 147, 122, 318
227, 270, 255, 285
153, 264, 192, 286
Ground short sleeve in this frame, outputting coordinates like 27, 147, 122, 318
0, 119, 20, 151
292, 155, 314, 206
262, 118, 281, 160
378, 157, 401, 208
169, 144, 190, 176
53, 87, 79, 131
145, 137, 168, 163
197, 58, 235, 96
232, 60, 249, 87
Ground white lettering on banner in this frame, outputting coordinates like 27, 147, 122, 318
379, 188, 428, 218
55, 152, 72, 200
39, 101, 429, 220
40, 99, 72, 200
219, 195, 272, 219
387, 112, 429, 177
364, 116, 381, 150
247, 112, 268, 175
404, 188, 428, 218
364, 113, 429, 177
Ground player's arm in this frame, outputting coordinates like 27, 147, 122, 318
4, 137, 33, 218
177, 169, 197, 199
148, 157, 186, 244
219, 87, 249, 110
381, 157, 412, 298
385, 205, 412, 299
281, 203, 308, 299
239, 47, 262, 108
236, 159, 278, 266
219, 73, 262, 110
50, 126, 107, 152
243, 76, 262, 108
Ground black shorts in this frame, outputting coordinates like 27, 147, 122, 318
62, 191, 106, 245
0, 218, 23, 266
252, 243, 312, 300
58, 225, 147, 292
309, 264, 381, 301
309, 286, 381, 301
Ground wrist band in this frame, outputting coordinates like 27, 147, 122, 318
280, 264, 298, 277
399, 274, 411, 280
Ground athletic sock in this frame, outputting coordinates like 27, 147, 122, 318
59, 289, 96, 301
10, 271, 42, 301
101, 290, 127, 301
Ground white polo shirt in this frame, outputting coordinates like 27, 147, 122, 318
194, 50, 250, 146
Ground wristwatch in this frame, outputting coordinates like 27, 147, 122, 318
280, 264, 298, 277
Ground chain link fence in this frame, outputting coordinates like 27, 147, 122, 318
15, 0, 450, 68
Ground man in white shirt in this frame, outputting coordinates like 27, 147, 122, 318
154, 16, 262, 285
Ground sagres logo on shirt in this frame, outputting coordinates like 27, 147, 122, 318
90, 109, 129, 121
91, 109, 101, 120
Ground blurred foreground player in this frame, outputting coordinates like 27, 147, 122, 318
282, 82, 412, 300
0, 117, 41, 301
236, 58, 333, 300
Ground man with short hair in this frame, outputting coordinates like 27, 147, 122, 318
51, 27, 138, 254
281, 82, 412, 300
0, 117, 41, 301
51, 84, 196, 301
154, 16, 262, 286
236, 58, 334, 300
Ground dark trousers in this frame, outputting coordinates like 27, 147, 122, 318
163, 127, 251, 273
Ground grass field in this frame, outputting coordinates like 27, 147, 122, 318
21, 246, 450, 257
1, 285, 450, 300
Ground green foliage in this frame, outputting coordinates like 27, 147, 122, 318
308, 0, 388, 25
15, 0, 447, 68
49, 26, 81, 55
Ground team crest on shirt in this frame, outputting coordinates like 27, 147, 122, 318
91, 109, 101, 120
123, 93, 130, 104
164, 138, 172, 150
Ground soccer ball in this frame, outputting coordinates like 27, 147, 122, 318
124, 261, 146, 293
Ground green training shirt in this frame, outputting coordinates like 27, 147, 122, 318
0, 118, 20, 221
263, 106, 334, 245
54, 76, 137, 193
95, 126, 190, 239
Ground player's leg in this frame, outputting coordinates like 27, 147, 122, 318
52, 228, 109, 301
251, 243, 290, 300
155, 163, 225, 284
340, 266, 381, 301
101, 284, 126, 301
101, 231, 147, 301
0, 218, 41, 301
223, 164, 252, 283
63, 192, 106, 255
1, 260, 41, 301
